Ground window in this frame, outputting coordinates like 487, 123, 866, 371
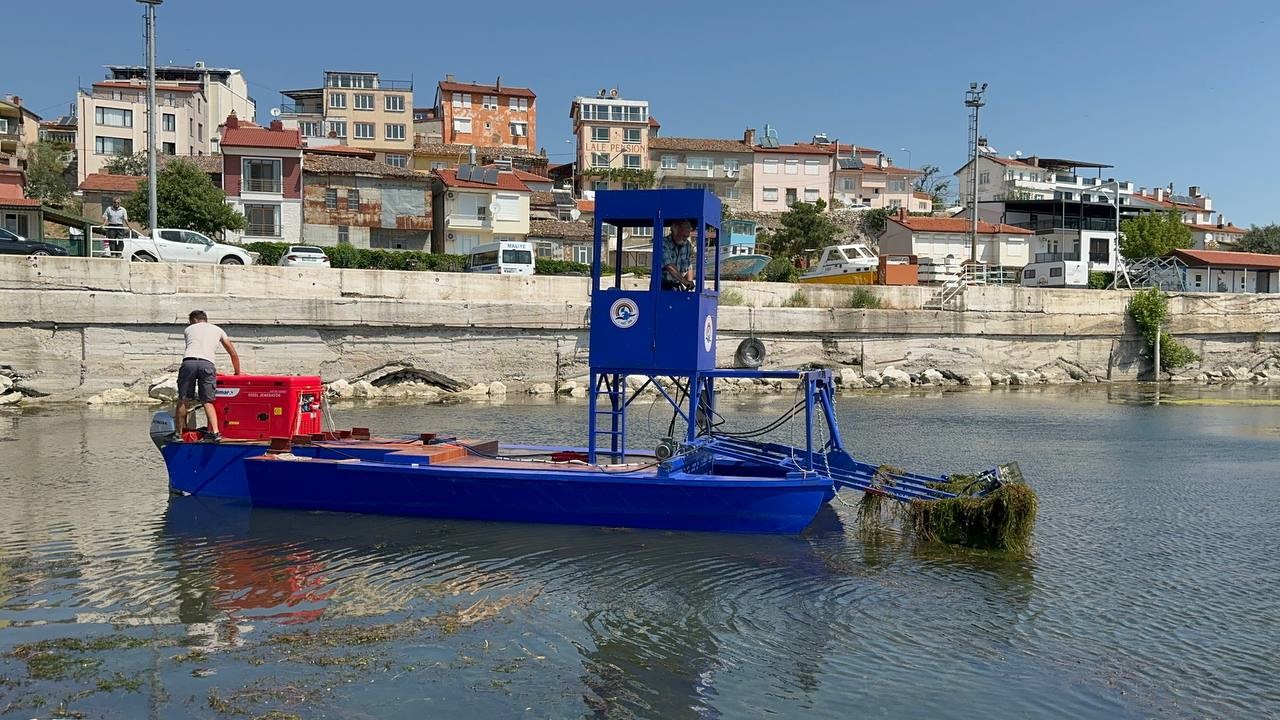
354, 93, 374, 110
687, 157, 712, 176
494, 193, 521, 221
842, 178, 855, 191
451, 92, 472, 108
804, 188, 820, 202
385, 94, 404, 112
162, 113, 175, 132
189, 118, 194, 136
978, 171, 990, 184
624, 127, 642, 143
198, 123, 203, 142
1050, 266, 1063, 278
508, 96, 529, 111
354, 122, 375, 140
623, 154, 642, 169
299, 121, 321, 137
686, 182, 710, 190
162, 142, 176, 155
95, 107, 132, 128
724, 187, 739, 200
661, 155, 677, 169
784, 159, 799, 175
591, 152, 610, 168
482, 95, 498, 109
594, 181, 608, 191
762, 187, 778, 202
329, 92, 347, 109
724, 159, 740, 176
887, 199, 901, 209
3, 213, 30, 237
347, 189, 360, 210
622, 182, 641, 190
804, 159, 820, 175
94, 136, 132, 155
325, 188, 338, 209
337, 226, 350, 245
1090, 237, 1109, 263
509, 121, 527, 137
242, 158, 282, 193
327, 73, 375, 89
785, 188, 798, 204
592, 127, 609, 141
430, 161, 447, 171
453, 117, 472, 134
244, 204, 281, 237
326, 120, 347, 138
385, 153, 408, 168
762, 158, 778, 174
889, 180, 907, 192
385, 123, 406, 141
1023, 268, 1037, 279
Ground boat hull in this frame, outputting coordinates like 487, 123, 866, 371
162, 443, 831, 534
798, 270, 877, 285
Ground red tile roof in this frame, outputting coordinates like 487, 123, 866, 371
913, 191, 933, 201
891, 216, 1032, 235
754, 143, 834, 156
649, 116, 661, 128
510, 169, 551, 183
80, 173, 144, 193
650, 137, 751, 153
438, 80, 536, 99
1132, 193, 1204, 212
434, 167, 531, 192
221, 125, 303, 149
304, 144, 377, 159
0, 197, 43, 208
1188, 223, 1246, 235
576, 199, 595, 213
855, 164, 922, 176
93, 80, 199, 93
1168, 249, 1280, 270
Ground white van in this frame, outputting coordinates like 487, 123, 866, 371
466, 240, 535, 275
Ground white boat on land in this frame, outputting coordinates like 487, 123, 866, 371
799, 243, 878, 285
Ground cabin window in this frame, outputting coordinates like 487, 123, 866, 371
1050, 267, 1063, 277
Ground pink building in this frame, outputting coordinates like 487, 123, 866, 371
751, 142, 833, 211
218, 112, 303, 244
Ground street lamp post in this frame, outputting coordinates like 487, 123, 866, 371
899, 147, 912, 170
138, 0, 163, 234
964, 82, 987, 265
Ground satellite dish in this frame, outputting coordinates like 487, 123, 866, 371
270, 107, 281, 117
489, 201, 502, 215
569, 208, 582, 221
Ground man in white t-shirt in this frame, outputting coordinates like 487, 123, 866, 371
171, 309, 242, 442
102, 198, 129, 240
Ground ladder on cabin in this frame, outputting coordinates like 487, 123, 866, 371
587, 373, 627, 463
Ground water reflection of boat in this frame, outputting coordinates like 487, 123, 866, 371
798, 243, 878, 285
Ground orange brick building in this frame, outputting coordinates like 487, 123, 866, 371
435, 75, 536, 150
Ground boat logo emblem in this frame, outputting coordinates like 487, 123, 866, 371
704, 315, 714, 352
610, 298, 639, 329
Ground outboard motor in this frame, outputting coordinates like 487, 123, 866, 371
149, 410, 176, 449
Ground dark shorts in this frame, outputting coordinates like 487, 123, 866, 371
177, 358, 217, 403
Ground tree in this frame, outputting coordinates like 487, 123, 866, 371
768, 199, 838, 259
124, 159, 245, 235
23, 141, 70, 206
1119, 211, 1192, 260
1237, 224, 1280, 254
858, 207, 894, 238
103, 151, 148, 176
912, 164, 951, 210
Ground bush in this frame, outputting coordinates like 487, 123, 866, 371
761, 257, 799, 283
719, 288, 748, 306
1088, 271, 1114, 290
244, 241, 289, 266
536, 258, 590, 276
848, 287, 881, 308
1128, 287, 1199, 371
781, 290, 810, 307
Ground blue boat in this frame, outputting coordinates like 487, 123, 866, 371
155, 190, 1015, 534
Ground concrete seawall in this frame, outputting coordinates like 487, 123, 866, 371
2, 257, 1278, 402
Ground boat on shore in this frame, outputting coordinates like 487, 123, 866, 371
798, 243, 878, 285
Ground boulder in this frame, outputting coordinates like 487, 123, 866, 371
922, 369, 946, 385
837, 368, 862, 387
0, 391, 21, 406
326, 378, 353, 399
350, 380, 378, 398
569, 386, 588, 398
0, 375, 12, 394
558, 380, 578, 395
462, 383, 491, 396
488, 381, 507, 396
961, 372, 991, 387
1009, 372, 1033, 386
148, 373, 179, 402
1037, 366, 1072, 385
881, 367, 911, 388
88, 388, 143, 405
863, 371, 883, 387
528, 383, 554, 395
988, 372, 1010, 385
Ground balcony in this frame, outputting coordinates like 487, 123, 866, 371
278, 103, 322, 116
245, 223, 281, 237
1012, 217, 1116, 233
243, 178, 282, 194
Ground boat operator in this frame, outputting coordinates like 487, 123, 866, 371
661, 218, 696, 291
171, 310, 242, 443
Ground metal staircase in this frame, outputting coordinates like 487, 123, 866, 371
587, 373, 627, 463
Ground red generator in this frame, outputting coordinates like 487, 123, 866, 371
212, 375, 323, 440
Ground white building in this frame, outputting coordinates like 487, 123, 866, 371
879, 211, 1033, 268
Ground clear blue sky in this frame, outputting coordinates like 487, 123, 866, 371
5, 0, 1278, 225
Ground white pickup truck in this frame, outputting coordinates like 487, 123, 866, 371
92, 226, 254, 265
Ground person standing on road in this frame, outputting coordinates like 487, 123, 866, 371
102, 197, 129, 240
172, 310, 241, 443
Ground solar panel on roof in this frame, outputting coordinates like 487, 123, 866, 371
482, 168, 499, 185
458, 164, 474, 182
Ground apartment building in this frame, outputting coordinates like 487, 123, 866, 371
649, 131, 753, 211
280, 71, 414, 167
435, 75, 537, 150
828, 143, 922, 211
570, 91, 659, 195
75, 79, 208, 182
302, 150, 432, 250
880, 212, 1032, 268
104, 63, 255, 145
0, 96, 41, 168
751, 134, 833, 211
430, 165, 532, 254
218, 113, 303, 245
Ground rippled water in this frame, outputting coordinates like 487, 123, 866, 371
2, 385, 1279, 719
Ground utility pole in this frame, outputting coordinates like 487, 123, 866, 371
139, 0, 163, 233
964, 83, 987, 265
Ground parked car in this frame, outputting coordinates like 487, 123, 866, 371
96, 227, 253, 265
0, 227, 69, 257
278, 245, 330, 267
